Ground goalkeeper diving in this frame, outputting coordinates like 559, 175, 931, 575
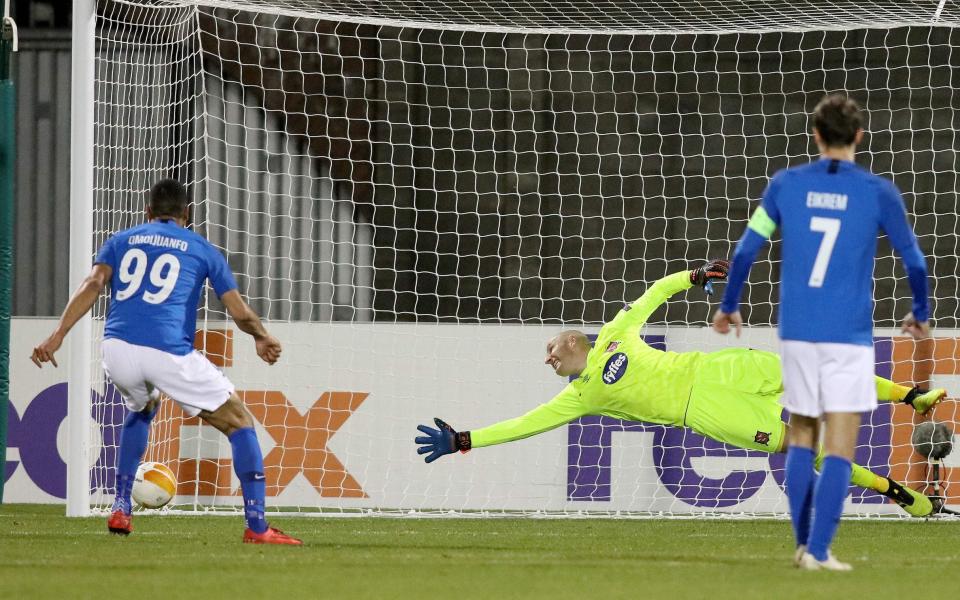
415, 260, 945, 516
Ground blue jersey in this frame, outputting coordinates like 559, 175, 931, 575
94, 220, 238, 355
722, 158, 928, 346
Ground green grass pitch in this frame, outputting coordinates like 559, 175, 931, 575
2, 504, 959, 599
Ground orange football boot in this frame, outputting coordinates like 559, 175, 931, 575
242, 526, 302, 545
107, 510, 133, 536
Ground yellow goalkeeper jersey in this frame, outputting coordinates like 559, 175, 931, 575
471, 271, 705, 448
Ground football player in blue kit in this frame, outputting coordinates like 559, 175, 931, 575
713, 94, 931, 570
31, 179, 301, 545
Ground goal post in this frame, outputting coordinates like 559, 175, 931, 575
70, 0, 960, 517
67, 0, 96, 517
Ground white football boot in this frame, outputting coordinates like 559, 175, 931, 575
798, 551, 853, 571
793, 545, 807, 567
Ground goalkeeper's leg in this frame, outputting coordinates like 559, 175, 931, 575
775, 427, 931, 516
875, 376, 945, 415
793, 373, 938, 516
813, 447, 932, 517
693, 349, 945, 414
686, 373, 934, 517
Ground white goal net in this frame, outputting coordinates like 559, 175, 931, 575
74, 0, 960, 517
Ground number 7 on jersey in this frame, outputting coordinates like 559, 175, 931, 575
808, 216, 840, 288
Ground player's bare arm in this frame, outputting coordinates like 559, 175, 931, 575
900, 312, 930, 340
31, 263, 112, 368
711, 309, 743, 337
220, 289, 281, 365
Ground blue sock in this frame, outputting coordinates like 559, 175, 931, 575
113, 408, 155, 514
808, 455, 852, 561
785, 446, 816, 548
229, 427, 268, 534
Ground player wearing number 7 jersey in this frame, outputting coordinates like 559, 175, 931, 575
30, 179, 301, 545
713, 94, 930, 570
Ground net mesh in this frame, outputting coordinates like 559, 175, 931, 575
84, 0, 960, 516
202, 0, 957, 34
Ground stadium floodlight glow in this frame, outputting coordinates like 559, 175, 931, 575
70, 0, 960, 518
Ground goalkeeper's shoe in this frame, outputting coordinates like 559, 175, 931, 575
882, 477, 934, 517
107, 510, 133, 536
243, 526, 303, 545
798, 552, 852, 572
904, 387, 946, 415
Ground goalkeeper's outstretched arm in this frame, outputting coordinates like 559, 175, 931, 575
606, 260, 729, 334
415, 386, 588, 463
415, 260, 729, 463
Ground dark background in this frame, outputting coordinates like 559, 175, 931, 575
10, 1, 960, 327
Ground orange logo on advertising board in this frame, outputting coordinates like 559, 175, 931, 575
888, 337, 959, 502
142, 329, 368, 498
144, 391, 368, 499
242, 390, 368, 497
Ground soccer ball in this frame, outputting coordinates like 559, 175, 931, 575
131, 461, 177, 509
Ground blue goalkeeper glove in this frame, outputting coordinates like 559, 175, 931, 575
690, 258, 730, 296
415, 418, 472, 463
